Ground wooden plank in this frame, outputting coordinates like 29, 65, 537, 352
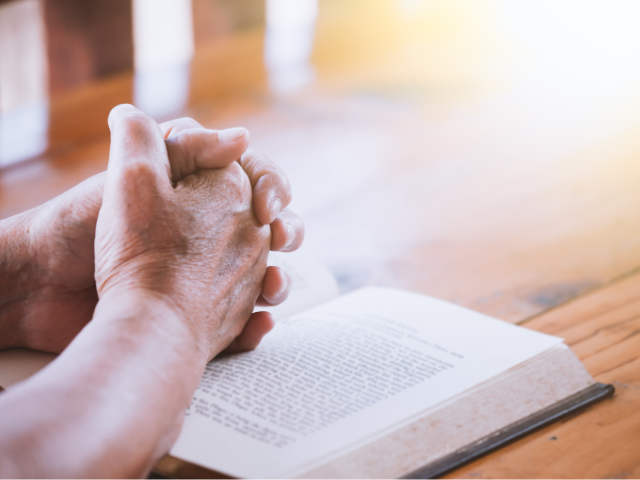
43, 0, 133, 94
520, 270, 640, 333
446, 272, 640, 478
0, 5, 639, 478
44, 28, 266, 156
4, 2, 640, 326
3, 21, 640, 325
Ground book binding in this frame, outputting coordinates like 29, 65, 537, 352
403, 382, 615, 479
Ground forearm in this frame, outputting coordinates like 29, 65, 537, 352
0, 211, 38, 349
0, 290, 206, 478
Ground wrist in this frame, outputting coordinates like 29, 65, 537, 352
0, 210, 38, 349
0, 287, 208, 478
92, 288, 209, 368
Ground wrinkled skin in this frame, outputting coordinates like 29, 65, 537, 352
19, 173, 105, 351
1, 113, 304, 355
0, 105, 304, 478
95, 151, 270, 359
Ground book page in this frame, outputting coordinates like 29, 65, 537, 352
256, 249, 340, 321
300, 344, 594, 479
170, 287, 563, 478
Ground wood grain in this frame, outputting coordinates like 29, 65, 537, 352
447, 272, 640, 478
1, 2, 640, 477
6, 1, 640, 323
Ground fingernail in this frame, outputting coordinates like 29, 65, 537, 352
274, 275, 289, 302
277, 273, 288, 295
284, 223, 295, 248
269, 198, 281, 222
218, 127, 246, 143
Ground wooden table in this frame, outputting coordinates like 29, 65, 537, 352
2, 1, 640, 477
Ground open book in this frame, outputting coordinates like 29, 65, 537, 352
0, 251, 612, 479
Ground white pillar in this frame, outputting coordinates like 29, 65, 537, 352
0, 0, 49, 167
265, 0, 318, 94
132, 0, 194, 119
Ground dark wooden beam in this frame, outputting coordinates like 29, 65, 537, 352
43, 0, 133, 93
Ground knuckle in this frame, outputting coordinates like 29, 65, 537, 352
257, 172, 291, 202
240, 148, 259, 163
175, 116, 199, 126
224, 162, 252, 197
172, 117, 201, 133
114, 113, 157, 138
271, 171, 291, 196
242, 152, 291, 198
241, 150, 271, 172
108, 103, 136, 119
110, 104, 147, 126
179, 129, 198, 149
254, 155, 276, 175
116, 161, 161, 195
195, 162, 252, 207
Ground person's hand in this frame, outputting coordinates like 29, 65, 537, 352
0, 108, 304, 354
95, 105, 276, 359
0, 106, 304, 479
161, 117, 304, 253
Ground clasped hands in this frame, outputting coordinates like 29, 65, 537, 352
0, 104, 304, 361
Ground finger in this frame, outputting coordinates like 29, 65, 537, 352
165, 128, 249, 182
255, 266, 291, 306
107, 104, 170, 186
269, 209, 305, 252
160, 117, 204, 137
239, 149, 292, 224
160, 118, 250, 182
223, 311, 275, 353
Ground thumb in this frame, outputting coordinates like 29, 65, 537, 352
165, 127, 250, 182
160, 117, 250, 182
106, 104, 171, 187
96, 105, 172, 295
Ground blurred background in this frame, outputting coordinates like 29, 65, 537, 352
2, 0, 640, 323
